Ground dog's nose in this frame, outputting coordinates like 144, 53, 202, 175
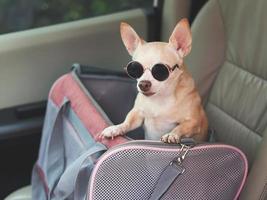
138, 80, 152, 92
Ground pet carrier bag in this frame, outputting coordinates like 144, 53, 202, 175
88, 140, 248, 200
32, 64, 248, 200
31, 64, 137, 199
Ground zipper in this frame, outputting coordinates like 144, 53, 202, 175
99, 139, 232, 161
100, 140, 198, 159
109, 140, 183, 150
110, 138, 198, 149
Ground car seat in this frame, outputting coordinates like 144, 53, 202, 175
5, 0, 267, 199
185, 0, 267, 199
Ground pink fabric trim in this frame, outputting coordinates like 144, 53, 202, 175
88, 143, 248, 200
49, 74, 128, 148
36, 164, 49, 196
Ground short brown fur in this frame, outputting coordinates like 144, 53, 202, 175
100, 19, 208, 143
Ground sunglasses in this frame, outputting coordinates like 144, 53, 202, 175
125, 61, 179, 81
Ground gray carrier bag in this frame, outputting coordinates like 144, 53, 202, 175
89, 140, 247, 200
32, 64, 248, 200
32, 64, 135, 199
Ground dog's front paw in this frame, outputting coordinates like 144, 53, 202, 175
100, 125, 125, 140
161, 133, 181, 144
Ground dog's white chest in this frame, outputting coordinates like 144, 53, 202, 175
139, 97, 178, 140
144, 117, 177, 140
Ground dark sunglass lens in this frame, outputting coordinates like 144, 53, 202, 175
152, 64, 169, 81
126, 62, 143, 79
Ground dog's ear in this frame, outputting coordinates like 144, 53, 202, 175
120, 22, 144, 56
168, 19, 192, 57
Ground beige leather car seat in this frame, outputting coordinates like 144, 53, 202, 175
186, 0, 267, 199
5, 0, 267, 199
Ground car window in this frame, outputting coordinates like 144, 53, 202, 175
0, 0, 153, 34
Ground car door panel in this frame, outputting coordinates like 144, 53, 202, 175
0, 8, 147, 199
0, 9, 147, 110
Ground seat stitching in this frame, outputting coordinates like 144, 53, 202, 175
259, 181, 267, 200
205, 0, 227, 105
225, 60, 267, 134
226, 60, 267, 83
210, 61, 267, 135
216, 0, 226, 40
217, 0, 267, 82
207, 101, 262, 138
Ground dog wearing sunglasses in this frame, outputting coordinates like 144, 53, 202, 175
100, 19, 208, 143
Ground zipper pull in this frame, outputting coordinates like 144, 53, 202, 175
180, 138, 196, 147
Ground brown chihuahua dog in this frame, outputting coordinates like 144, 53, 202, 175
100, 19, 208, 143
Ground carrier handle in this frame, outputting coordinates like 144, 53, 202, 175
148, 159, 185, 200
53, 142, 106, 200
47, 98, 106, 199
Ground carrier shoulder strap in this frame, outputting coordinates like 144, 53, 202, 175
53, 142, 106, 199
148, 161, 185, 200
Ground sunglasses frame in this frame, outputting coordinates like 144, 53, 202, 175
124, 61, 180, 81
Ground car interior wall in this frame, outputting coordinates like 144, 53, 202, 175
0, 9, 147, 199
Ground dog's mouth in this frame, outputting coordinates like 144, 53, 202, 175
141, 91, 156, 96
